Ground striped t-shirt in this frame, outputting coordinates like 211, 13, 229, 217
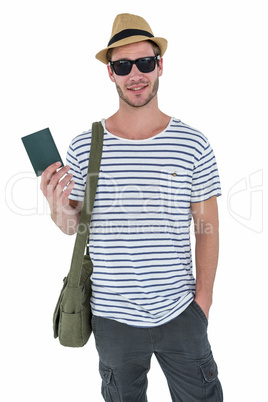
66, 117, 221, 327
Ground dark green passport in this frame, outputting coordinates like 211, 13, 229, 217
21, 128, 63, 176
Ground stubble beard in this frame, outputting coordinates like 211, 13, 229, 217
115, 77, 159, 108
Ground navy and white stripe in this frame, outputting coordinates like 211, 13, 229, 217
66, 117, 221, 327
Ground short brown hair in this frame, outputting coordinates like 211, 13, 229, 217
106, 40, 161, 63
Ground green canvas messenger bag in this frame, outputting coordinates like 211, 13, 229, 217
53, 121, 104, 347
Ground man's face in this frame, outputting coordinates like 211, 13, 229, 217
107, 41, 163, 108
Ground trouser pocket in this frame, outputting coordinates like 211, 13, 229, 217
199, 354, 223, 401
191, 300, 208, 327
99, 361, 121, 402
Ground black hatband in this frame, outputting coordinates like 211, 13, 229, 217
108, 29, 154, 46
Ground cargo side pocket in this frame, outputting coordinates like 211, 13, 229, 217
199, 355, 223, 401
200, 355, 218, 383
99, 361, 120, 402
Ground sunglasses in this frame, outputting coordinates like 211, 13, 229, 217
109, 55, 160, 76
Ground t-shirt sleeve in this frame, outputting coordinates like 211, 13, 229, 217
66, 142, 86, 201
190, 140, 222, 203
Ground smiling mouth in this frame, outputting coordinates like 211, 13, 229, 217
128, 84, 148, 92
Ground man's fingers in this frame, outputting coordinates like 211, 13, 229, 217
42, 165, 70, 195
49, 165, 71, 188
61, 179, 75, 203
54, 173, 74, 197
40, 162, 62, 193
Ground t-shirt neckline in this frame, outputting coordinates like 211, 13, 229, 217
101, 117, 174, 143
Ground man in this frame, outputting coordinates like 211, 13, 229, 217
41, 13, 223, 402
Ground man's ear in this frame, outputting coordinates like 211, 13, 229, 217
107, 64, 116, 82
158, 57, 163, 77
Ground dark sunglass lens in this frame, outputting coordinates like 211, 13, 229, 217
113, 60, 132, 76
137, 58, 155, 73
111, 57, 157, 75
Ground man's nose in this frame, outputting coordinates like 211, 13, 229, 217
129, 63, 143, 78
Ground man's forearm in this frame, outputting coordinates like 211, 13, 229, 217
194, 222, 219, 317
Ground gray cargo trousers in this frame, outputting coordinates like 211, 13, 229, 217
91, 300, 223, 401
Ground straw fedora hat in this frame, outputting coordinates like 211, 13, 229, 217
95, 13, 168, 64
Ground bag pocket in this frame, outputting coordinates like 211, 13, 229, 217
58, 284, 92, 347
53, 276, 68, 338
59, 310, 83, 347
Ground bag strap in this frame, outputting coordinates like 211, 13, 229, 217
68, 121, 104, 287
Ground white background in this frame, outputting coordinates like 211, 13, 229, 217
1, 0, 267, 401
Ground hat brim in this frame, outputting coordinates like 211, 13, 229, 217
95, 36, 168, 64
